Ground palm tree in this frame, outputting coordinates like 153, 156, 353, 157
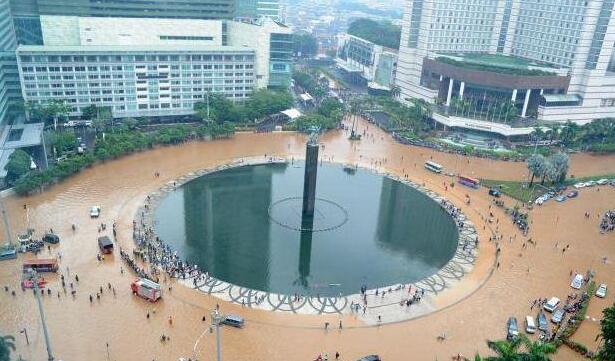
527, 153, 546, 186
524, 338, 556, 361
485, 336, 525, 360
0, 335, 16, 361
480, 335, 555, 361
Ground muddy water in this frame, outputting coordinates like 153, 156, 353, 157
0, 118, 613, 361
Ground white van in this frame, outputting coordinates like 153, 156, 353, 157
544, 297, 560, 312
525, 316, 537, 334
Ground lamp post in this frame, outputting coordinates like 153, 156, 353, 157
30, 270, 54, 361
210, 310, 223, 361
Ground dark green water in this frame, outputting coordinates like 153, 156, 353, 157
154, 162, 459, 296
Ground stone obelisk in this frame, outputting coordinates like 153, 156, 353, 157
302, 130, 319, 216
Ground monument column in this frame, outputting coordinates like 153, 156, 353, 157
302, 135, 319, 216
522, 89, 532, 118
446, 78, 454, 106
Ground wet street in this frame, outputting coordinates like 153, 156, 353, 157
0, 117, 614, 361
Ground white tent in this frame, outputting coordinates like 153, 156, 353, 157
280, 108, 302, 121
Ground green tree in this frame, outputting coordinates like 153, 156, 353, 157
81, 104, 99, 119
527, 153, 546, 186
48, 132, 77, 155
4, 150, 31, 185
485, 337, 525, 360
0, 334, 15, 361
293, 33, 318, 57
598, 303, 615, 360
548, 152, 570, 184
347, 18, 401, 49
24, 101, 45, 123
295, 114, 338, 132
43, 100, 71, 130
483, 334, 555, 361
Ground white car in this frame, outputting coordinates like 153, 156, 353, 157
597, 179, 609, 185
544, 297, 560, 312
586, 180, 597, 187
574, 182, 586, 189
90, 206, 101, 218
596, 284, 608, 298
570, 274, 584, 289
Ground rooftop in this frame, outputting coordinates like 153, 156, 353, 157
17, 44, 255, 54
0, 123, 44, 179
434, 53, 562, 76
41, 16, 224, 47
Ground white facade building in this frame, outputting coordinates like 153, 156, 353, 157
335, 34, 398, 91
16, 16, 292, 119
397, 0, 615, 125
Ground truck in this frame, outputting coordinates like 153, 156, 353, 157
131, 278, 162, 302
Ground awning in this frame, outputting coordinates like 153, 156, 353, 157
542, 94, 581, 103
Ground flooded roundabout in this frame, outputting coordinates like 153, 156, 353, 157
0, 118, 614, 361
144, 159, 476, 316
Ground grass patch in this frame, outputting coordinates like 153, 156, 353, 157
481, 179, 548, 203
566, 173, 615, 184
482, 173, 615, 203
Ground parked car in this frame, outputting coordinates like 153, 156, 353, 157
574, 182, 586, 189
488, 188, 501, 197
596, 283, 608, 298
555, 195, 566, 202
525, 315, 537, 334
597, 178, 609, 185
507, 317, 519, 340
42, 233, 60, 244
357, 356, 381, 361
544, 297, 560, 312
222, 314, 245, 328
567, 190, 579, 198
571, 273, 584, 289
537, 312, 548, 331
90, 206, 101, 218
551, 308, 565, 324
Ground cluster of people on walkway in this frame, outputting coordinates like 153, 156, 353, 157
599, 210, 615, 233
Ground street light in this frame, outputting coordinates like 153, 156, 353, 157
210, 310, 224, 361
191, 309, 224, 361
29, 270, 54, 361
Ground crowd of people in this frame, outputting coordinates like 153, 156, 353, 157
599, 210, 615, 233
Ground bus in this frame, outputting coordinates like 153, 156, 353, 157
22, 258, 59, 273
458, 175, 480, 189
424, 161, 443, 173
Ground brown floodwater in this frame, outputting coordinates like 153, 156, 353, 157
0, 118, 614, 361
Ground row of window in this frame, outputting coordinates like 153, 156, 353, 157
600, 98, 615, 107
20, 54, 255, 63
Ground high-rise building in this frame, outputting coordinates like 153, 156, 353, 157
396, 0, 615, 127
0, 0, 21, 125
10, 0, 236, 45
235, 0, 283, 22
16, 16, 292, 119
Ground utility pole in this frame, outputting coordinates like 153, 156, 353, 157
0, 195, 14, 247
30, 270, 54, 361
